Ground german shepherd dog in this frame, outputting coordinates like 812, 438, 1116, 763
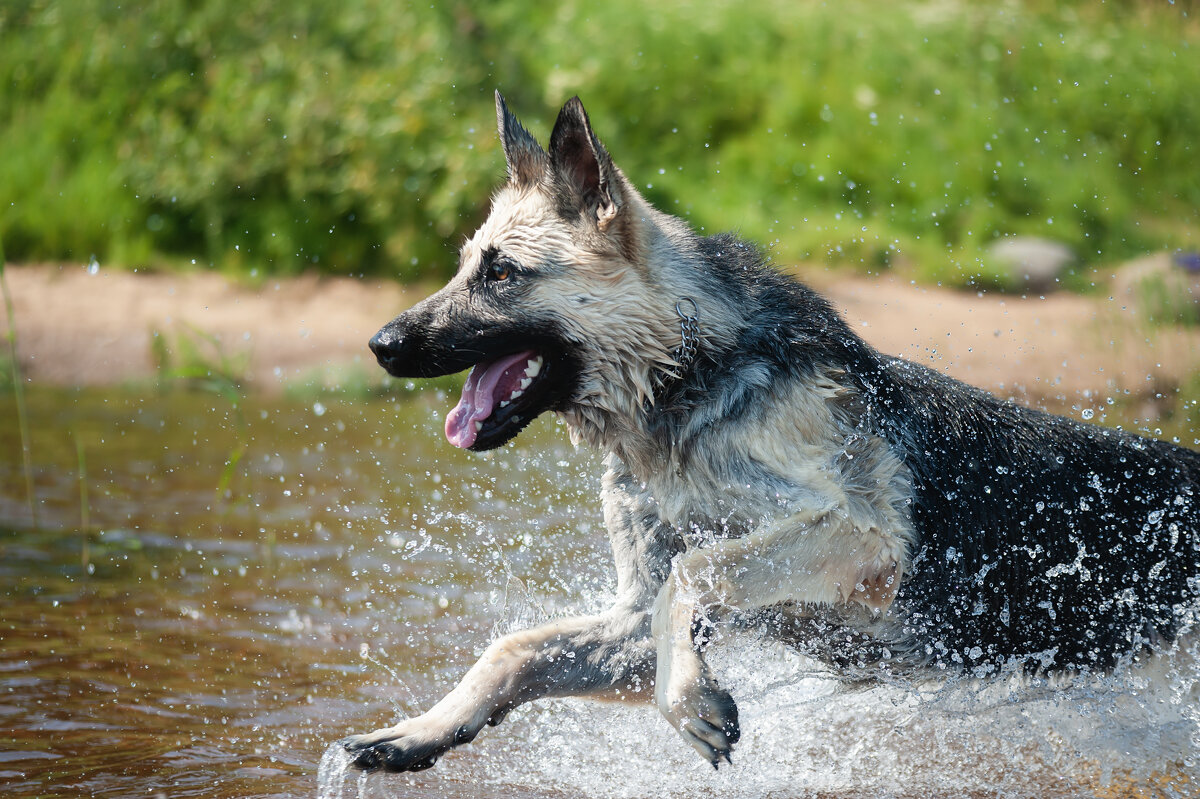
346, 93, 1200, 772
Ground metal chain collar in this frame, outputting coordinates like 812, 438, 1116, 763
673, 296, 700, 375
647, 297, 700, 412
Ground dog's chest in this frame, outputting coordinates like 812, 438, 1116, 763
639, 406, 862, 535
640, 455, 803, 541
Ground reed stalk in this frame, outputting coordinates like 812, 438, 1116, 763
0, 236, 37, 529
75, 430, 90, 572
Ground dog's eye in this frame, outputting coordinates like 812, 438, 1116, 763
488, 259, 512, 282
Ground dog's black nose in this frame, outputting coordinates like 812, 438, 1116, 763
369, 330, 399, 370
368, 331, 387, 358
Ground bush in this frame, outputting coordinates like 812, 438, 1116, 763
1, 0, 1197, 285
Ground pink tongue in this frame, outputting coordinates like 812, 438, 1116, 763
444, 350, 537, 448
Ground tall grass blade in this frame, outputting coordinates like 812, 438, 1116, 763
74, 429, 90, 572
0, 235, 38, 529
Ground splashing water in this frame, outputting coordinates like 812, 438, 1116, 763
315, 623, 1199, 798
317, 744, 355, 799
466, 635, 1197, 799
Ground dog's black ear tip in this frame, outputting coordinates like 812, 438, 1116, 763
554, 95, 588, 123
559, 95, 588, 121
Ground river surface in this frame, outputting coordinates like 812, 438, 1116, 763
1, 385, 1197, 798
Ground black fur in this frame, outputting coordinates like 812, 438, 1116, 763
496, 90, 549, 187
880, 362, 1200, 672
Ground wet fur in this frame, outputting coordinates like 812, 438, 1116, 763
348, 94, 1200, 772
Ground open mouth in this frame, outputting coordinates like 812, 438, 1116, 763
444, 350, 553, 450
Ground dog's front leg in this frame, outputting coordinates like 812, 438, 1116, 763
652, 575, 741, 767
653, 507, 905, 766
343, 608, 653, 772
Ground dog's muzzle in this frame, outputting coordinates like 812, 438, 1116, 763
368, 320, 440, 378
368, 305, 483, 380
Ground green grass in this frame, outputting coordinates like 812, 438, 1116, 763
149, 324, 251, 500
150, 324, 250, 392
0, 350, 13, 389
1, 1, 1198, 288
1134, 271, 1200, 327
74, 428, 91, 572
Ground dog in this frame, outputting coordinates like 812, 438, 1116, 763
345, 93, 1200, 773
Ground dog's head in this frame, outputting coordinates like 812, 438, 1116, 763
371, 94, 680, 451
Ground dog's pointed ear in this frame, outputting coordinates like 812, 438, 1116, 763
548, 96, 621, 230
496, 90, 549, 187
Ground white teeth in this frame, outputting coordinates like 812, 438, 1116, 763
525, 356, 543, 378
510, 389, 524, 401
474, 421, 483, 432
499, 400, 510, 408
520, 378, 531, 389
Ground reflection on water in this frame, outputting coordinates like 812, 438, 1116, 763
0, 386, 1196, 798
0, 386, 603, 798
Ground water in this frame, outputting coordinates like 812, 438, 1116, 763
1, 386, 1197, 798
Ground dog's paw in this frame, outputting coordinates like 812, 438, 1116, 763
658, 667, 741, 768
341, 717, 464, 773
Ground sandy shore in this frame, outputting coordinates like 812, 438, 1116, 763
2, 260, 1197, 410
1, 264, 421, 390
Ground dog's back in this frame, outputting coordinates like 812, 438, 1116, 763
622, 231, 1200, 674
871, 358, 1200, 672
656, 237, 1200, 674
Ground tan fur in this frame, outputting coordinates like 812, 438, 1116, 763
464, 182, 749, 470
498, 170, 919, 756
467, 159, 914, 649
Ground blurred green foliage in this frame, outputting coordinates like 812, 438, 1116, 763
1134, 271, 1200, 327
0, 0, 1197, 285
